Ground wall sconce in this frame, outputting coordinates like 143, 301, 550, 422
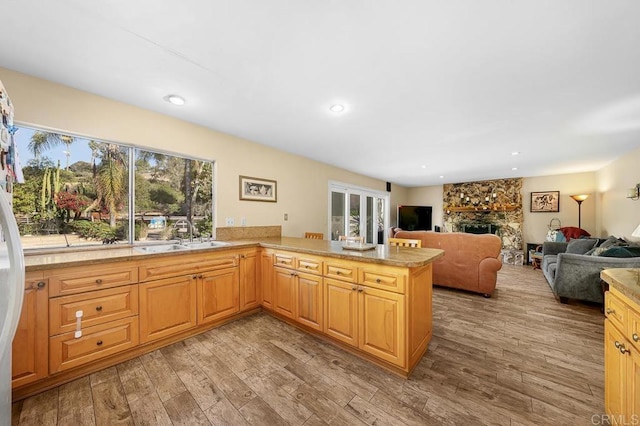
627, 184, 640, 200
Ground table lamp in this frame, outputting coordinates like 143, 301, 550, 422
570, 194, 589, 229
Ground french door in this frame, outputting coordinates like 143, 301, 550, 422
329, 182, 389, 244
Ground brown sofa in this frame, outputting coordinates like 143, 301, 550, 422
394, 231, 503, 297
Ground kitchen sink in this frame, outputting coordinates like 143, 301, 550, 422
134, 244, 190, 253
183, 241, 230, 249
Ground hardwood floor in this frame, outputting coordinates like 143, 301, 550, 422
12, 264, 605, 425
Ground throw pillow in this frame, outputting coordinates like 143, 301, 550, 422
559, 226, 591, 240
566, 238, 598, 255
599, 246, 640, 258
546, 230, 566, 242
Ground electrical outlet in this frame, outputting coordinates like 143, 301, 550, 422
284, 213, 288, 221
225, 217, 235, 226
241, 217, 246, 226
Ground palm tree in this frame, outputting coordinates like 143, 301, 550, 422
83, 143, 127, 227
28, 131, 74, 168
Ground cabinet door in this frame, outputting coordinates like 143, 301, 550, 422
239, 251, 260, 311
12, 277, 48, 388
605, 319, 627, 417
273, 267, 296, 319
359, 286, 406, 367
324, 278, 358, 347
628, 345, 640, 423
197, 268, 240, 325
261, 251, 274, 308
139, 275, 197, 343
296, 273, 322, 331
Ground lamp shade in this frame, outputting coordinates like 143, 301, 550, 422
633, 224, 640, 238
570, 194, 590, 202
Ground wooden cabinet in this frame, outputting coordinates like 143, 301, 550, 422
50, 316, 139, 373
197, 267, 240, 325
273, 266, 296, 319
603, 286, 640, 423
48, 263, 138, 297
323, 278, 404, 367
295, 272, 323, 331
261, 250, 274, 308
324, 278, 358, 346
139, 275, 197, 343
359, 286, 405, 366
239, 249, 260, 311
12, 273, 48, 388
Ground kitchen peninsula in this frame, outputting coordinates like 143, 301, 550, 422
13, 237, 443, 400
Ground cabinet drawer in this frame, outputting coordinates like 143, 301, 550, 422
605, 291, 628, 332
139, 253, 237, 282
49, 264, 138, 297
274, 253, 296, 269
628, 308, 640, 352
49, 285, 139, 336
324, 260, 357, 283
297, 255, 323, 275
359, 265, 407, 294
50, 316, 139, 373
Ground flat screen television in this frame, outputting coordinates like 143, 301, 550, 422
398, 205, 432, 231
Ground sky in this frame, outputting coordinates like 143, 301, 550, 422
14, 125, 94, 168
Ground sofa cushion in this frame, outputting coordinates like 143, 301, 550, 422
599, 246, 640, 258
566, 238, 598, 255
548, 262, 557, 280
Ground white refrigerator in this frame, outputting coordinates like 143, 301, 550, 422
0, 81, 25, 424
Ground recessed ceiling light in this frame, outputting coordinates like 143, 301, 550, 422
421, 165, 427, 169
512, 167, 518, 171
165, 94, 185, 106
329, 104, 345, 113
511, 151, 520, 156
439, 175, 444, 179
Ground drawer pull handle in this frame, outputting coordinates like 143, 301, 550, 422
620, 345, 630, 355
36, 281, 46, 289
95, 279, 103, 285
96, 306, 103, 312
634, 333, 639, 342
376, 278, 381, 283
96, 340, 103, 346
606, 308, 615, 315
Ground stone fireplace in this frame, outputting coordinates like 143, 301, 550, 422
443, 178, 523, 250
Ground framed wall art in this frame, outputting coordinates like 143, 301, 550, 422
530, 191, 559, 212
239, 175, 277, 202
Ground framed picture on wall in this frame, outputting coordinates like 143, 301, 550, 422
239, 175, 277, 202
530, 191, 559, 212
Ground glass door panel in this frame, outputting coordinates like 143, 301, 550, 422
330, 191, 345, 241
349, 194, 361, 237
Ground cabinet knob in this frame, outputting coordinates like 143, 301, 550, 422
606, 308, 615, 315
95, 279, 103, 285
615, 341, 622, 349
96, 305, 103, 312
620, 345, 631, 355
96, 340, 103, 346
199, 274, 204, 279
36, 281, 46, 289
376, 278, 381, 283
336, 271, 342, 275
358, 287, 364, 293
633, 333, 639, 342
352, 286, 357, 291
192, 275, 198, 279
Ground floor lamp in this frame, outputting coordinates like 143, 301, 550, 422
570, 194, 589, 229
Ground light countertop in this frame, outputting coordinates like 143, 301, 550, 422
601, 268, 640, 306
24, 237, 444, 271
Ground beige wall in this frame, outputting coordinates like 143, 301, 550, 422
521, 172, 597, 245
597, 145, 640, 243
406, 185, 444, 230
1, 67, 389, 238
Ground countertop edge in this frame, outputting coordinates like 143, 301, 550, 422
601, 268, 640, 306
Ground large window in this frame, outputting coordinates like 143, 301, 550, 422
12, 126, 214, 249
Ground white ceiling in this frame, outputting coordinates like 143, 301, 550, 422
2, 1, 640, 187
